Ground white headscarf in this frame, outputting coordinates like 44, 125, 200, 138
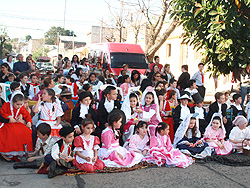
205, 113, 226, 133
121, 91, 139, 122
141, 86, 162, 122
173, 113, 200, 147
10, 90, 24, 119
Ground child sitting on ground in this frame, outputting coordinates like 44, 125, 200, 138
13, 123, 54, 169
73, 119, 104, 172
229, 115, 250, 153
45, 126, 75, 178
203, 113, 232, 155
230, 94, 246, 120
143, 122, 192, 168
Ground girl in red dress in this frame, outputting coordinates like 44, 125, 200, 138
0, 91, 32, 161
73, 119, 104, 172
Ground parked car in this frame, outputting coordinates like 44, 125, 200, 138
36, 56, 54, 74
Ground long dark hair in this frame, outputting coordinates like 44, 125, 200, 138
42, 88, 56, 112
108, 112, 122, 139
155, 122, 169, 136
131, 70, 141, 83
1, 63, 11, 72
186, 117, 197, 137
145, 92, 155, 105
75, 68, 82, 77
140, 79, 153, 93
129, 93, 139, 114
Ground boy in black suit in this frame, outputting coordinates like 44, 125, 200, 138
191, 92, 207, 135
97, 86, 121, 131
206, 92, 232, 138
230, 93, 246, 120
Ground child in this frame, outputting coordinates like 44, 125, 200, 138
19, 72, 34, 100
245, 94, 250, 123
29, 74, 40, 96
124, 121, 150, 160
229, 115, 250, 152
173, 92, 191, 133
203, 113, 232, 155
206, 92, 232, 139
230, 93, 246, 120
159, 89, 175, 142
121, 92, 144, 142
0, 90, 32, 161
191, 92, 207, 135
5, 73, 15, 99
120, 75, 132, 100
65, 75, 78, 97
33, 88, 64, 142
13, 123, 54, 169
8, 81, 21, 101
174, 115, 214, 159
98, 112, 141, 167
61, 90, 74, 123
71, 91, 97, 135
166, 78, 180, 99
23, 95, 31, 114
97, 86, 121, 131
73, 119, 105, 172
184, 79, 198, 97
191, 62, 205, 98
224, 90, 232, 109
54, 74, 64, 85
143, 122, 192, 167
140, 86, 162, 135
45, 126, 75, 178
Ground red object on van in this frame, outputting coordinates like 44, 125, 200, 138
88, 42, 148, 76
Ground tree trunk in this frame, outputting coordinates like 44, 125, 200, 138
145, 19, 178, 62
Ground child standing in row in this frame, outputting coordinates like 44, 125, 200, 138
203, 114, 232, 155
98, 113, 141, 167
144, 122, 192, 168
33, 88, 64, 142
73, 119, 104, 172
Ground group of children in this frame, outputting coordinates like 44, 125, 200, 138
1, 66, 250, 179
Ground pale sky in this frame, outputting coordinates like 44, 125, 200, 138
0, 0, 110, 39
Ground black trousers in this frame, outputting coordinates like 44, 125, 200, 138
197, 86, 206, 99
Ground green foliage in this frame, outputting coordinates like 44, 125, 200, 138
32, 47, 50, 61
171, 0, 250, 75
45, 26, 76, 45
25, 35, 32, 41
1, 42, 12, 57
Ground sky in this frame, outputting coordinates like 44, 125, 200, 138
0, 0, 111, 39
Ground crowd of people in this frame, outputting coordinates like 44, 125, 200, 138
0, 52, 250, 179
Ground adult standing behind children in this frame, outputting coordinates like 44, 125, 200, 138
177, 65, 190, 91
13, 54, 30, 75
150, 56, 163, 72
191, 63, 206, 99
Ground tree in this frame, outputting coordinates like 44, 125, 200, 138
0, 25, 8, 59
45, 26, 76, 45
25, 35, 32, 41
136, 0, 178, 61
32, 47, 50, 61
171, 0, 250, 76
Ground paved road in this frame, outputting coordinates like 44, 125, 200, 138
0, 160, 249, 188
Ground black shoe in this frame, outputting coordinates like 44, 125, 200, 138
48, 161, 57, 179
54, 166, 67, 176
59, 159, 72, 169
13, 161, 39, 169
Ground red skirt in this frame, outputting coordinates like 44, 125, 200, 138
0, 123, 33, 154
162, 117, 174, 143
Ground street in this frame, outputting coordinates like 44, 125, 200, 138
0, 160, 249, 188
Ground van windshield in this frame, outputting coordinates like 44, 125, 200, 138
110, 52, 148, 69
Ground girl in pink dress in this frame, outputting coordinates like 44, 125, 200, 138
124, 121, 150, 160
98, 112, 141, 167
139, 86, 162, 137
203, 113, 232, 155
143, 122, 192, 168
73, 119, 105, 172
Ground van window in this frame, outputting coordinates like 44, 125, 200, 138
103, 53, 109, 69
88, 50, 93, 64
110, 53, 148, 69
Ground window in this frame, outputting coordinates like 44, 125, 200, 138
103, 53, 109, 69
110, 53, 148, 69
166, 44, 171, 57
